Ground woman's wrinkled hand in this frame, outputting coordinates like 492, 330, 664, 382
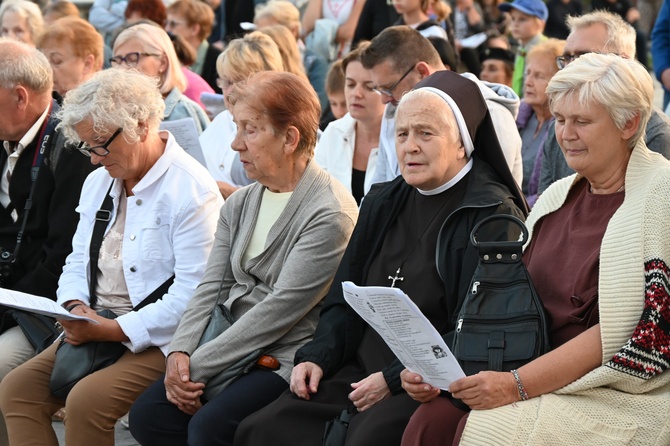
400, 369, 441, 403
349, 372, 391, 411
448, 371, 519, 410
164, 352, 205, 415
290, 361, 324, 400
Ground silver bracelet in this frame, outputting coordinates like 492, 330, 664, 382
510, 369, 529, 401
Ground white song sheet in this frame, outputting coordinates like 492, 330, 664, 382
0, 288, 97, 323
342, 281, 465, 390
159, 118, 208, 167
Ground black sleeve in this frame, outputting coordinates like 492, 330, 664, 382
295, 183, 392, 376
352, 0, 375, 46
13, 142, 96, 298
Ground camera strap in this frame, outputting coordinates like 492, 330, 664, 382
11, 101, 59, 262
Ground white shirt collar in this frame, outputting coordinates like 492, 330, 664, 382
417, 158, 473, 196
3, 104, 51, 157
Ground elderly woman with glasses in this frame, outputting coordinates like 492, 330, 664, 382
0, 68, 223, 446
400, 54, 670, 446
112, 23, 209, 134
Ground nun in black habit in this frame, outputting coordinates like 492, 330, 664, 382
234, 71, 528, 446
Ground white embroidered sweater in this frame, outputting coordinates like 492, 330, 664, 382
460, 141, 670, 445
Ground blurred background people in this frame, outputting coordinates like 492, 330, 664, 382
254, 0, 330, 111
36, 16, 104, 101
88, 0, 127, 45
315, 42, 385, 204
479, 46, 515, 86
395, 0, 451, 41
322, 59, 347, 128
199, 31, 284, 198
352, 0, 400, 44
517, 38, 564, 206
544, 0, 582, 39
168, 32, 214, 112
41, 1, 79, 26
0, 0, 44, 46
124, 0, 166, 27
499, 0, 548, 96
165, 0, 221, 93
301, 0, 365, 60
112, 23, 210, 133
258, 24, 309, 81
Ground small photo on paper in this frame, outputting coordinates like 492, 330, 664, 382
432, 345, 448, 359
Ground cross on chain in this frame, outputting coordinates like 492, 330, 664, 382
388, 267, 404, 288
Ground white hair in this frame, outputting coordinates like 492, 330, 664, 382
57, 68, 165, 144
0, 37, 52, 93
567, 10, 636, 59
0, 0, 44, 43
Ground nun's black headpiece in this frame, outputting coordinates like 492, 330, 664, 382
414, 71, 529, 215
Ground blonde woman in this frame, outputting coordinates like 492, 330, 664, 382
258, 24, 309, 81
112, 23, 209, 133
254, 0, 330, 110
199, 32, 284, 198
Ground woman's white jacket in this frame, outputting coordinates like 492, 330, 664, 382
314, 113, 378, 196
57, 132, 223, 355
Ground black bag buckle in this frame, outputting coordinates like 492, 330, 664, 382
95, 210, 112, 222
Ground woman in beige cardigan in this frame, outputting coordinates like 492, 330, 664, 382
401, 53, 670, 445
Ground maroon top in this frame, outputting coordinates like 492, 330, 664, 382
523, 179, 624, 348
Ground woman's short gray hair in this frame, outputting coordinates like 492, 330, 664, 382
0, 0, 44, 44
0, 38, 52, 93
57, 68, 165, 144
546, 53, 652, 149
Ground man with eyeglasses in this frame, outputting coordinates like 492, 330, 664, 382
360, 26, 523, 187
0, 39, 96, 446
538, 11, 670, 194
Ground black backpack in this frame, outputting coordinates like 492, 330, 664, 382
452, 214, 550, 376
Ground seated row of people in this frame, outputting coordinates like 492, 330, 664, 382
0, 8, 669, 446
